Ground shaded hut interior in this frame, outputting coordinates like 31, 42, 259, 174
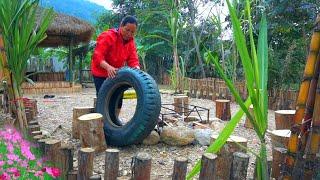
23, 9, 95, 94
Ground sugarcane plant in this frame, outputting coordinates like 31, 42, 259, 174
187, 0, 269, 179
0, 0, 53, 133
284, 14, 320, 179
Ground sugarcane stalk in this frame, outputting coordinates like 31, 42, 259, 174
284, 14, 320, 179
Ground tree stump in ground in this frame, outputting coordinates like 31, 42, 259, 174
132, 152, 152, 180
270, 129, 291, 149
57, 145, 73, 180
270, 129, 291, 178
173, 95, 189, 116
199, 153, 218, 180
78, 148, 95, 180
244, 105, 254, 129
72, 106, 95, 139
44, 139, 61, 166
271, 147, 287, 178
172, 157, 188, 180
215, 99, 231, 121
78, 113, 106, 153
275, 110, 295, 129
104, 149, 120, 180
210, 134, 247, 179
230, 152, 250, 180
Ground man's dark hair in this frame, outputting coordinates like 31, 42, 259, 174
120, 15, 138, 26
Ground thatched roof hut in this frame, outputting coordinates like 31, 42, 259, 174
37, 10, 94, 47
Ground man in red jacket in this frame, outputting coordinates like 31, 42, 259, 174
91, 15, 140, 117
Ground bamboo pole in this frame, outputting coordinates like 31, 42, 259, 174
285, 15, 320, 179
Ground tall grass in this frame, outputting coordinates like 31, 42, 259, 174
187, 0, 269, 179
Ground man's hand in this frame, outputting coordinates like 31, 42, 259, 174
100, 61, 118, 78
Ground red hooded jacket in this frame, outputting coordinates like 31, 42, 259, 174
91, 28, 140, 77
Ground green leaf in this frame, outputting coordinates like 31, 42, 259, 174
187, 98, 251, 179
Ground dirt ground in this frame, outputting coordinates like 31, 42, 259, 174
26, 86, 277, 179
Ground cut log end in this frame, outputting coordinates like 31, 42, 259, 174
81, 148, 95, 153
78, 113, 103, 121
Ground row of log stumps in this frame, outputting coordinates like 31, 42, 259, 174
173, 94, 231, 121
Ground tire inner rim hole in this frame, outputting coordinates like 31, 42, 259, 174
107, 83, 137, 127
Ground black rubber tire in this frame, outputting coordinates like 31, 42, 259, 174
96, 67, 161, 146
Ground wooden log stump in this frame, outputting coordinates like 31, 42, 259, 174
104, 149, 120, 180
72, 106, 95, 139
230, 152, 250, 180
271, 147, 287, 179
132, 152, 152, 180
172, 157, 188, 180
31, 130, 42, 137
28, 120, 39, 126
270, 129, 291, 149
199, 153, 217, 180
90, 175, 101, 180
57, 145, 73, 179
215, 99, 231, 121
244, 105, 254, 129
68, 170, 78, 180
78, 113, 106, 153
33, 134, 45, 143
78, 148, 95, 180
28, 124, 40, 134
44, 139, 61, 166
210, 134, 247, 179
173, 95, 189, 116
274, 110, 295, 129
37, 138, 52, 153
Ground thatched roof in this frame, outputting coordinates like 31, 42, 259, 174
37, 10, 95, 47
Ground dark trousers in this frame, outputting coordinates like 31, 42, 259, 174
93, 76, 123, 108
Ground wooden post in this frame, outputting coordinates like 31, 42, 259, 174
274, 110, 295, 129
230, 152, 249, 180
199, 153, 217, 180
78, 113, 107, 153
37, 138, 52, 153
28, 120, 39, 126
28, 124, 40, 134
31, 130, 42, 137
90, 175, 101, 180
210, 135, 247, 179
104, 149, 120, 180
270, 129, 291, 149
68, 170, 78, 180
72, 106, 95, 139
78, 148, 95, 180
172, 157, 188, 180
215, 99, 231, 121
244, 105, 254, 129
57, 145, 73, 179
173, 95, 189, 115
132, 152, 152, 180
44, 139, 61, 166
33, 134, 45, 143
271, 147, 287, 179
